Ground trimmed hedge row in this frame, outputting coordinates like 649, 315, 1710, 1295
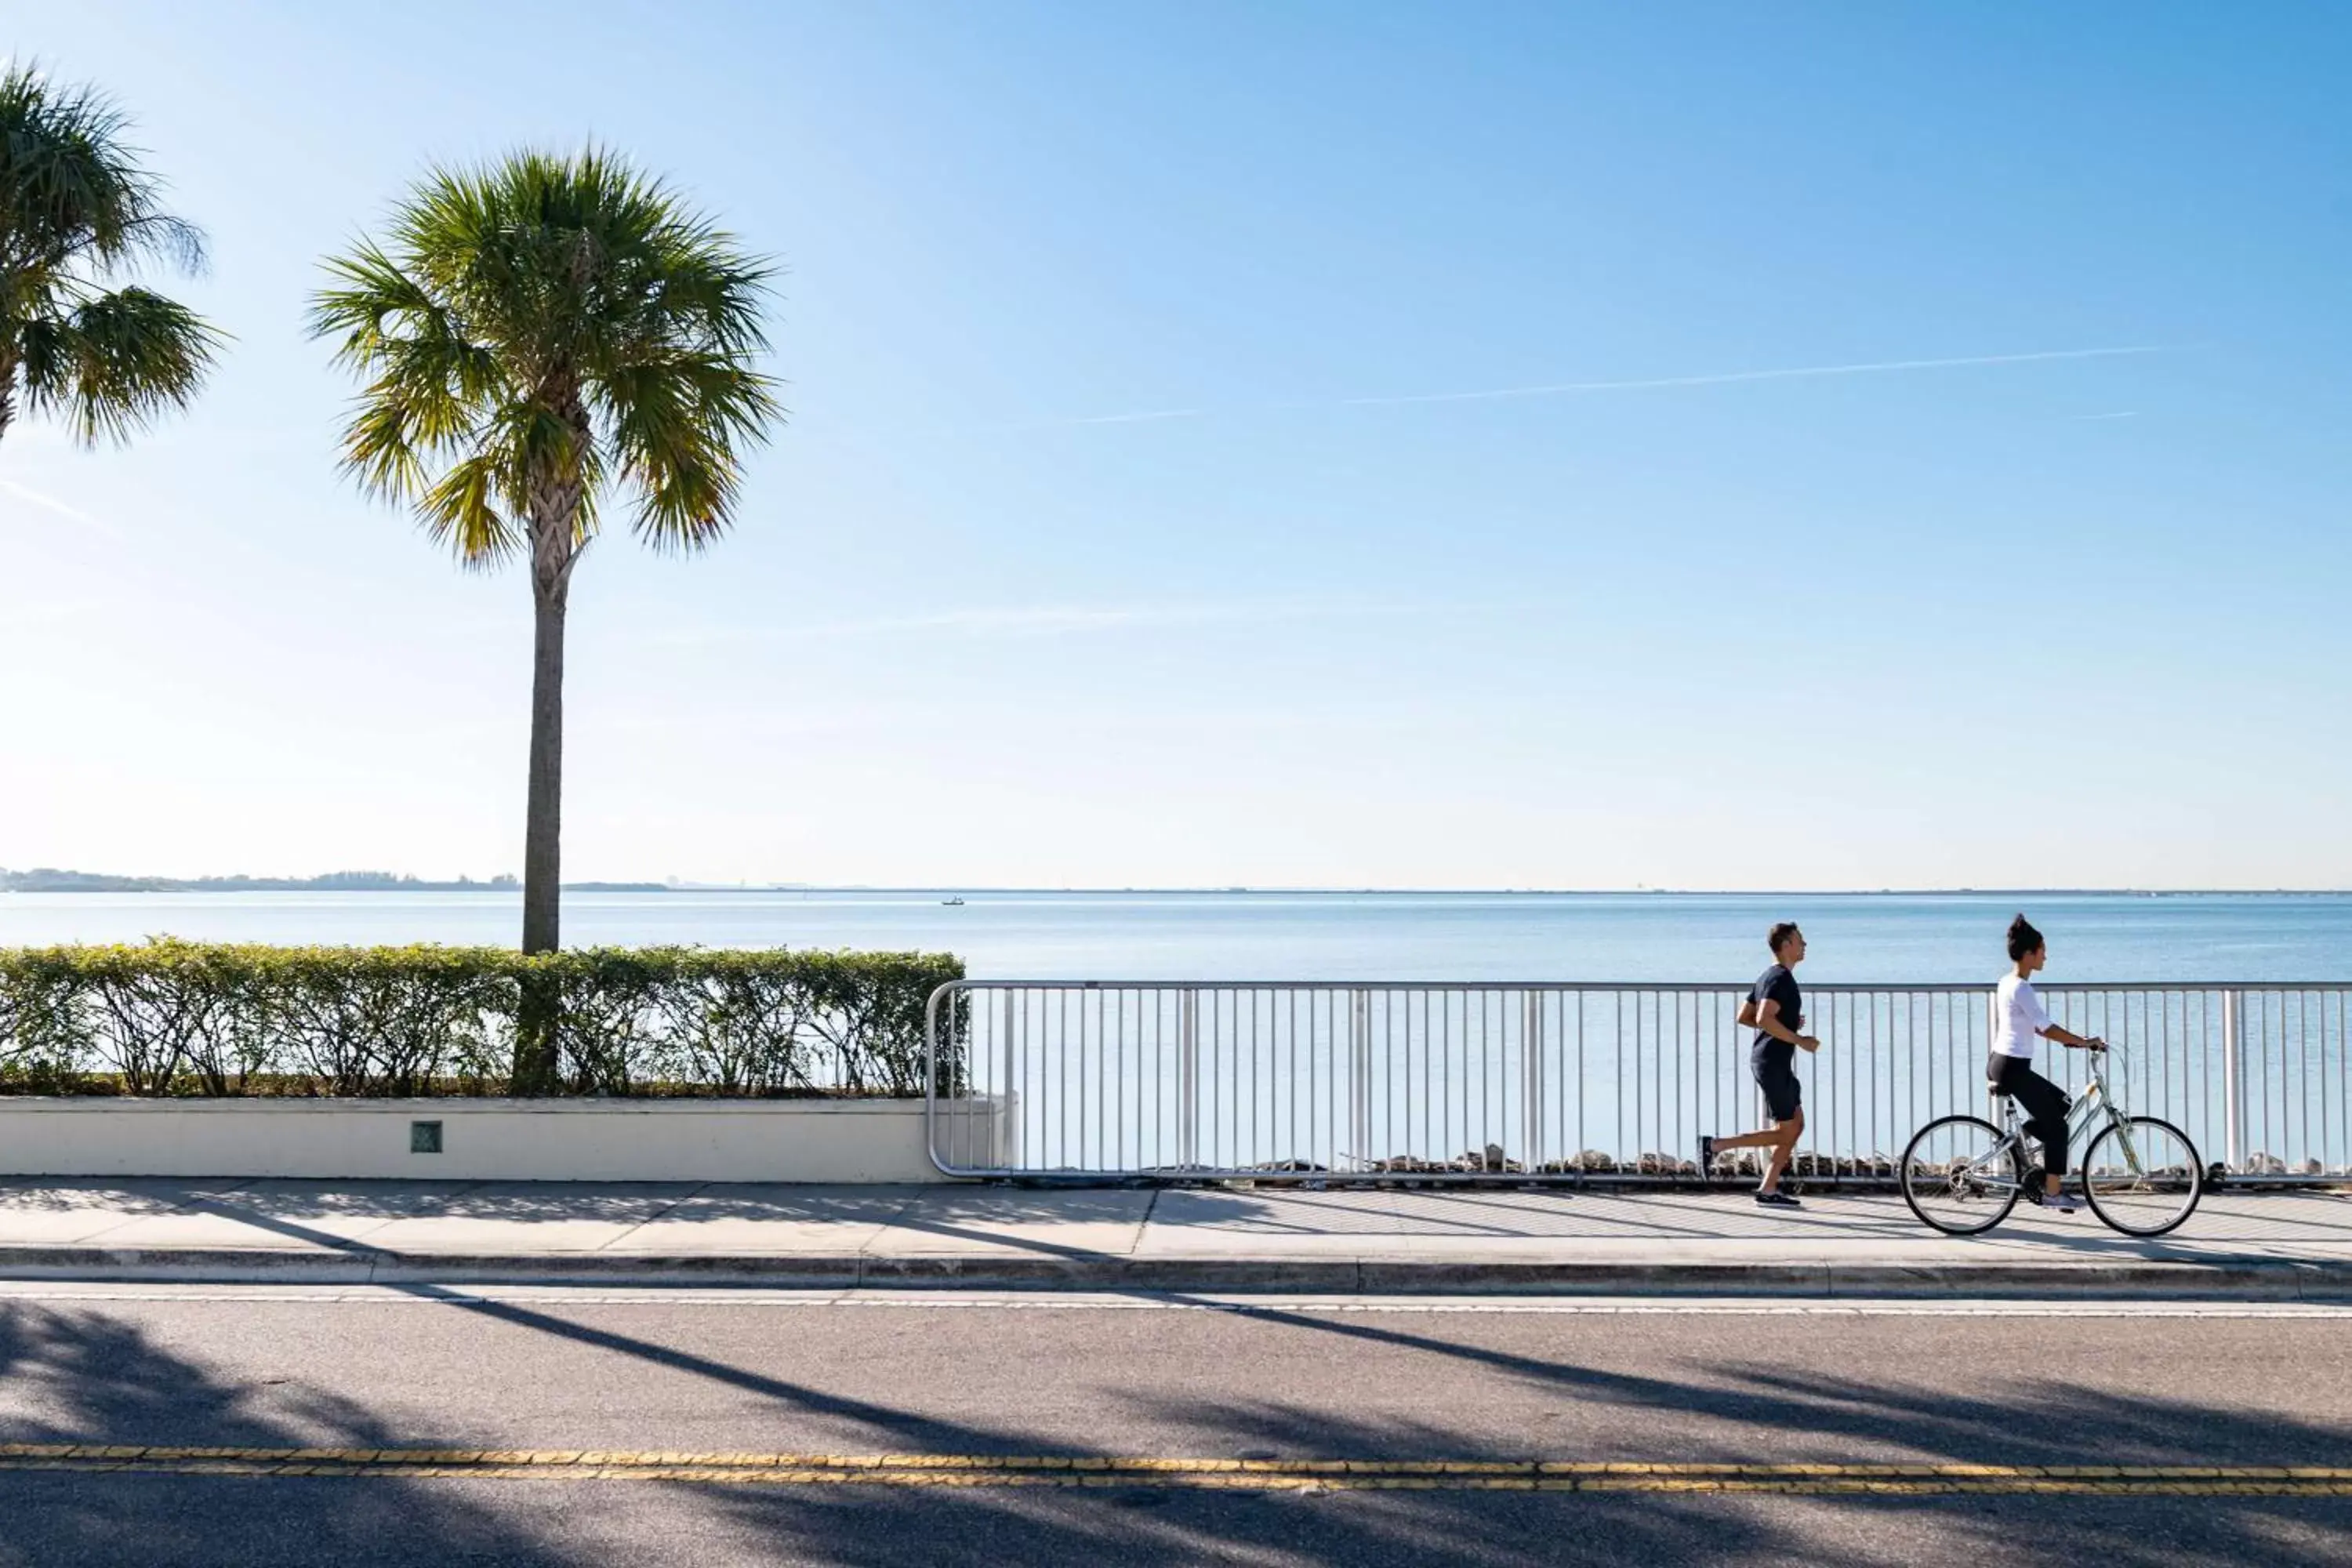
0, 942, 965, 1098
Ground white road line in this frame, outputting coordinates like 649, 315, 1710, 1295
0, 1284, 2347, 1317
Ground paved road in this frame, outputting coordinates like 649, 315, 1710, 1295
2, 1285, 2350, 1565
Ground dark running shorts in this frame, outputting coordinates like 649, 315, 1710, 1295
1753, 1053, 1802, 1122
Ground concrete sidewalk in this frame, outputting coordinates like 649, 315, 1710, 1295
2, 1178, 2350, 1296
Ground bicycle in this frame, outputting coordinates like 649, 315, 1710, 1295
1898, 1046, 2203, 1237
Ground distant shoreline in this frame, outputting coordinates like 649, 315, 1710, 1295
4, 875, 2347, 899
0, 870, 659, 895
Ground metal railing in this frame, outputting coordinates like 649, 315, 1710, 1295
923, 981, 2352, 1185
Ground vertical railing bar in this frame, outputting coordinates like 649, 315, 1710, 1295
1232, 986, 1243, 1173
1573, 993, 1586, 1186
1241, 988, 1253, 1171
1223, 992, 1242, 1166
1613, 991, 1624, 1174
2303, 989, 2314, 1173
1668, 989, 1681, 1178
1350, 985, 1362, 1174
1906, 991, 1918, 1162
1411, 992, 1430, 1166
1308, 989, 1320, 1174
1868, 989, 1880, 1174
1435, 988, 1447, 1167
2222, 987, 2240, 1174
1289, 992, 1308, 1166
1525, 990, 1540, 1173
2260, 990, 2272, 1172
1479, 989, 1492, 1167
1327, 988, 1339, 1175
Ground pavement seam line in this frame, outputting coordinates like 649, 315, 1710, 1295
0, 1453, 2347, 1496
1132, 1186, 1160, 1258
594, 1181, 710, 1253
4, 1446, 2349, 1483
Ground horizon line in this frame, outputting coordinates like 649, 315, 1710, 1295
9, 877, 2349, 898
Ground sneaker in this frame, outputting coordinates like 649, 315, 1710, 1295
2024, 1187, 2078, 1214
1755, 1190, 1802, 1209
1698, 1135, 1717, 1179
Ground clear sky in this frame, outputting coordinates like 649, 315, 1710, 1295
3, 2, 2348, 889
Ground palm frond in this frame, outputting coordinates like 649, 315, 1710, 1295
601, 351, 781, 550
18, 285, 221, 445
417, 451, 523, 567
0, 60, 208, 274
0, 62, 217, 449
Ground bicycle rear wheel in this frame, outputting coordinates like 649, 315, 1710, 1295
1900, 1115, 2023, 1236
2081, 1116, 2203, 1237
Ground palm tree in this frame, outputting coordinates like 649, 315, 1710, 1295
309, 149, 779, 1087
0, 62, 220, 449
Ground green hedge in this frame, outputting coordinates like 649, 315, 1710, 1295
0, 942, 965, 1098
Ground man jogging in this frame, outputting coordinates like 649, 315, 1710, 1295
1701, 922, 1818, 1208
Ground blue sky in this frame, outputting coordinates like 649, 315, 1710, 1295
3, 2, 2348, 888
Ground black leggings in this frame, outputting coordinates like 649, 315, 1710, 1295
1988, 1054, 2071, 1180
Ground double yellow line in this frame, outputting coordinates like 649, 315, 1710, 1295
3, 1445, 2349, 1494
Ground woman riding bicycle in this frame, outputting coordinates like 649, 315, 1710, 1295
1992, 914, 2106, 1214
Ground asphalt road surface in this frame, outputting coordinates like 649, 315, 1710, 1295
2, 1286, 2349, 1566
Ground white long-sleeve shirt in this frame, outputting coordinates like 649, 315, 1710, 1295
1991, 973, 2052, 1060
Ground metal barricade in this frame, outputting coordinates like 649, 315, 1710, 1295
924, 982, 2352, 1185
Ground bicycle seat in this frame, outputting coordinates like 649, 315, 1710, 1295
1986, 1080, 2016, 1098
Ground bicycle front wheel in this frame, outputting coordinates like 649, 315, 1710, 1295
2081, 1116, 2203, 1237
1900, 1115, 2023, 1236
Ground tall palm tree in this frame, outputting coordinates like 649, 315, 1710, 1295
310, 149, 778, 1086
0, 62, 220, 449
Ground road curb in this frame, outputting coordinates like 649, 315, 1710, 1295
2, 1245, 2347, 1298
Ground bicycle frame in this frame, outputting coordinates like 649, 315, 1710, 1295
1972, 1052, 2141, 1191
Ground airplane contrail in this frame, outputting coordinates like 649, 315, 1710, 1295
1031, 344, 2167, 427
1327, 345, 2170, 408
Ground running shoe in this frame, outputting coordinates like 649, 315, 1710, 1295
1755, 1190, 1802, 1209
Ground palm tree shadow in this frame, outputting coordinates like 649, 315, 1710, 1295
6, 1292, 2351, 1566
0, 1302, 578, 1567
1081, 1301, 2352, 1567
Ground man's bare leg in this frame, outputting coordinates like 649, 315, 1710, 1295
1758, 1112, 1803, 1194
1705, 1110, 1804, 1192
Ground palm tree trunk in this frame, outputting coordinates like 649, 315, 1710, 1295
521, 578, 566, 955
512, 570, 570, 1094
510, 428, 587, 1094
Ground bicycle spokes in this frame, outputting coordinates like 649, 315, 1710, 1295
1900, 1116, 2024, 1236
2082, 1117, 2201, 1237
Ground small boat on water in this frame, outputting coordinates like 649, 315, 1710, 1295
942, 896, 966, 906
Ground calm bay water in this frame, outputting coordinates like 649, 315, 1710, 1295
1, 890, 2347, 982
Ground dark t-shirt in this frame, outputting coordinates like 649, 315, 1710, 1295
1750, 963, 1803, 1072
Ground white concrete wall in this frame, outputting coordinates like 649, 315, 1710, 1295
0, 1098, 1012, 1182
